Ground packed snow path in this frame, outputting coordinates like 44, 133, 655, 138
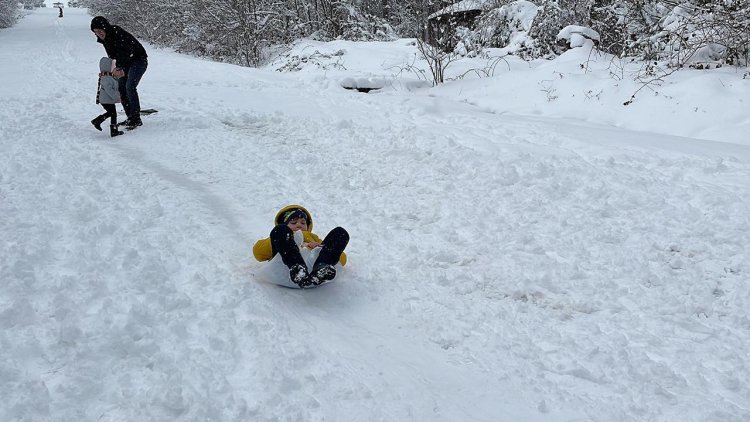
1, 8, 749, 422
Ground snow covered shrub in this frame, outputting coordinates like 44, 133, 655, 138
308, 2, 396, 41
655, 1, 749, 66
587, 1, 629, 56
86, 0, 136, 30
385, 3, 424, 38
516, 0, 749, 65
459, 0, 539, 55
522, 0, 597, 59
0, 0, 19, 28
696, 0, 750, 66
424, 1, 487, 53
453, 26, 479, 56
338, 9, 397, 41
82, 0, 749, 68
619, 1, 749, 66
557, 25, 600, 48
188, 0, 296, 58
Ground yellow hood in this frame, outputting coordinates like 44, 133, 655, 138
274, 205, 313, 231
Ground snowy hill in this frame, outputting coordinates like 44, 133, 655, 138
1, 8, 749, 422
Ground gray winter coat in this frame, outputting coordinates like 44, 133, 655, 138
96, 57, 120, 105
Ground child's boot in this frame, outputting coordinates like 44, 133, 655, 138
91, 114, 108, 131
309, 227, 349, 285
289, 264, 312, 288
310, 263, 336, 286
110, 124, 124, 137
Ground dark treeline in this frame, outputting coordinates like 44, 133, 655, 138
2, 1, 748, 68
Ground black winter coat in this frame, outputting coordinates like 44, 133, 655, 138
97, 25, 147, 69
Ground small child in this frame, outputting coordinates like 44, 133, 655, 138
91, 57, 124, 137
253, 205, 349, 288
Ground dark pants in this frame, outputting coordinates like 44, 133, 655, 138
118, 58, 148, 121
100, 103, 117, 124
315, 226, 349, 267
270, 225, 349, 270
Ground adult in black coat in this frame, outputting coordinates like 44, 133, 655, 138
90, 16, 148, 129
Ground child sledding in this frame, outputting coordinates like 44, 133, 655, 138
253, 205, 349, 289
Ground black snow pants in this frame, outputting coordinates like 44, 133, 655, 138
270, 225, 349, 269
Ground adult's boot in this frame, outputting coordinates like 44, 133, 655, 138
110, 124, 124, 137
125, 114, 143, 130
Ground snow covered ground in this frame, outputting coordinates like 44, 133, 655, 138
1, 7, 749, 422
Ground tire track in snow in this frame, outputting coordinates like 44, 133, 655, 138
105, 141, 247, 244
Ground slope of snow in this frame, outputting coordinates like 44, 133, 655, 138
1, 8, 749, 422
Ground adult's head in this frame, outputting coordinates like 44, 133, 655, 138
90, 16, 111, 40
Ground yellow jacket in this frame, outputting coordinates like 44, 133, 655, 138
252, 205, 347, 266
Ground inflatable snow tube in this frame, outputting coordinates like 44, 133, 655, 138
256, 246, 345, 289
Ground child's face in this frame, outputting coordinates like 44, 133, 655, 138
286, 217, 308, 232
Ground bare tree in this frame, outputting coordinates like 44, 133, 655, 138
416, 37, 457, 85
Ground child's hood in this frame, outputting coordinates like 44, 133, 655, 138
99, 57, 114, 73
275, 205, 313, 231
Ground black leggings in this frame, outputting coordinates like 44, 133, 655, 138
270, 225, 349, 269
100, 103, 118, 124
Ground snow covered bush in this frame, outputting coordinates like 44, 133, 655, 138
660, 1, 750, 67
454, 0, 538, 55
85, 0, 397, 66
601, 0, 750, 67
81, 0, 749, 68
321, 3, 397, 41
557, 25, 599, 48
3, 0, 46, 28
521, 0, 597, 59
431, 0, 748, 66
0, 0, 19, 29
